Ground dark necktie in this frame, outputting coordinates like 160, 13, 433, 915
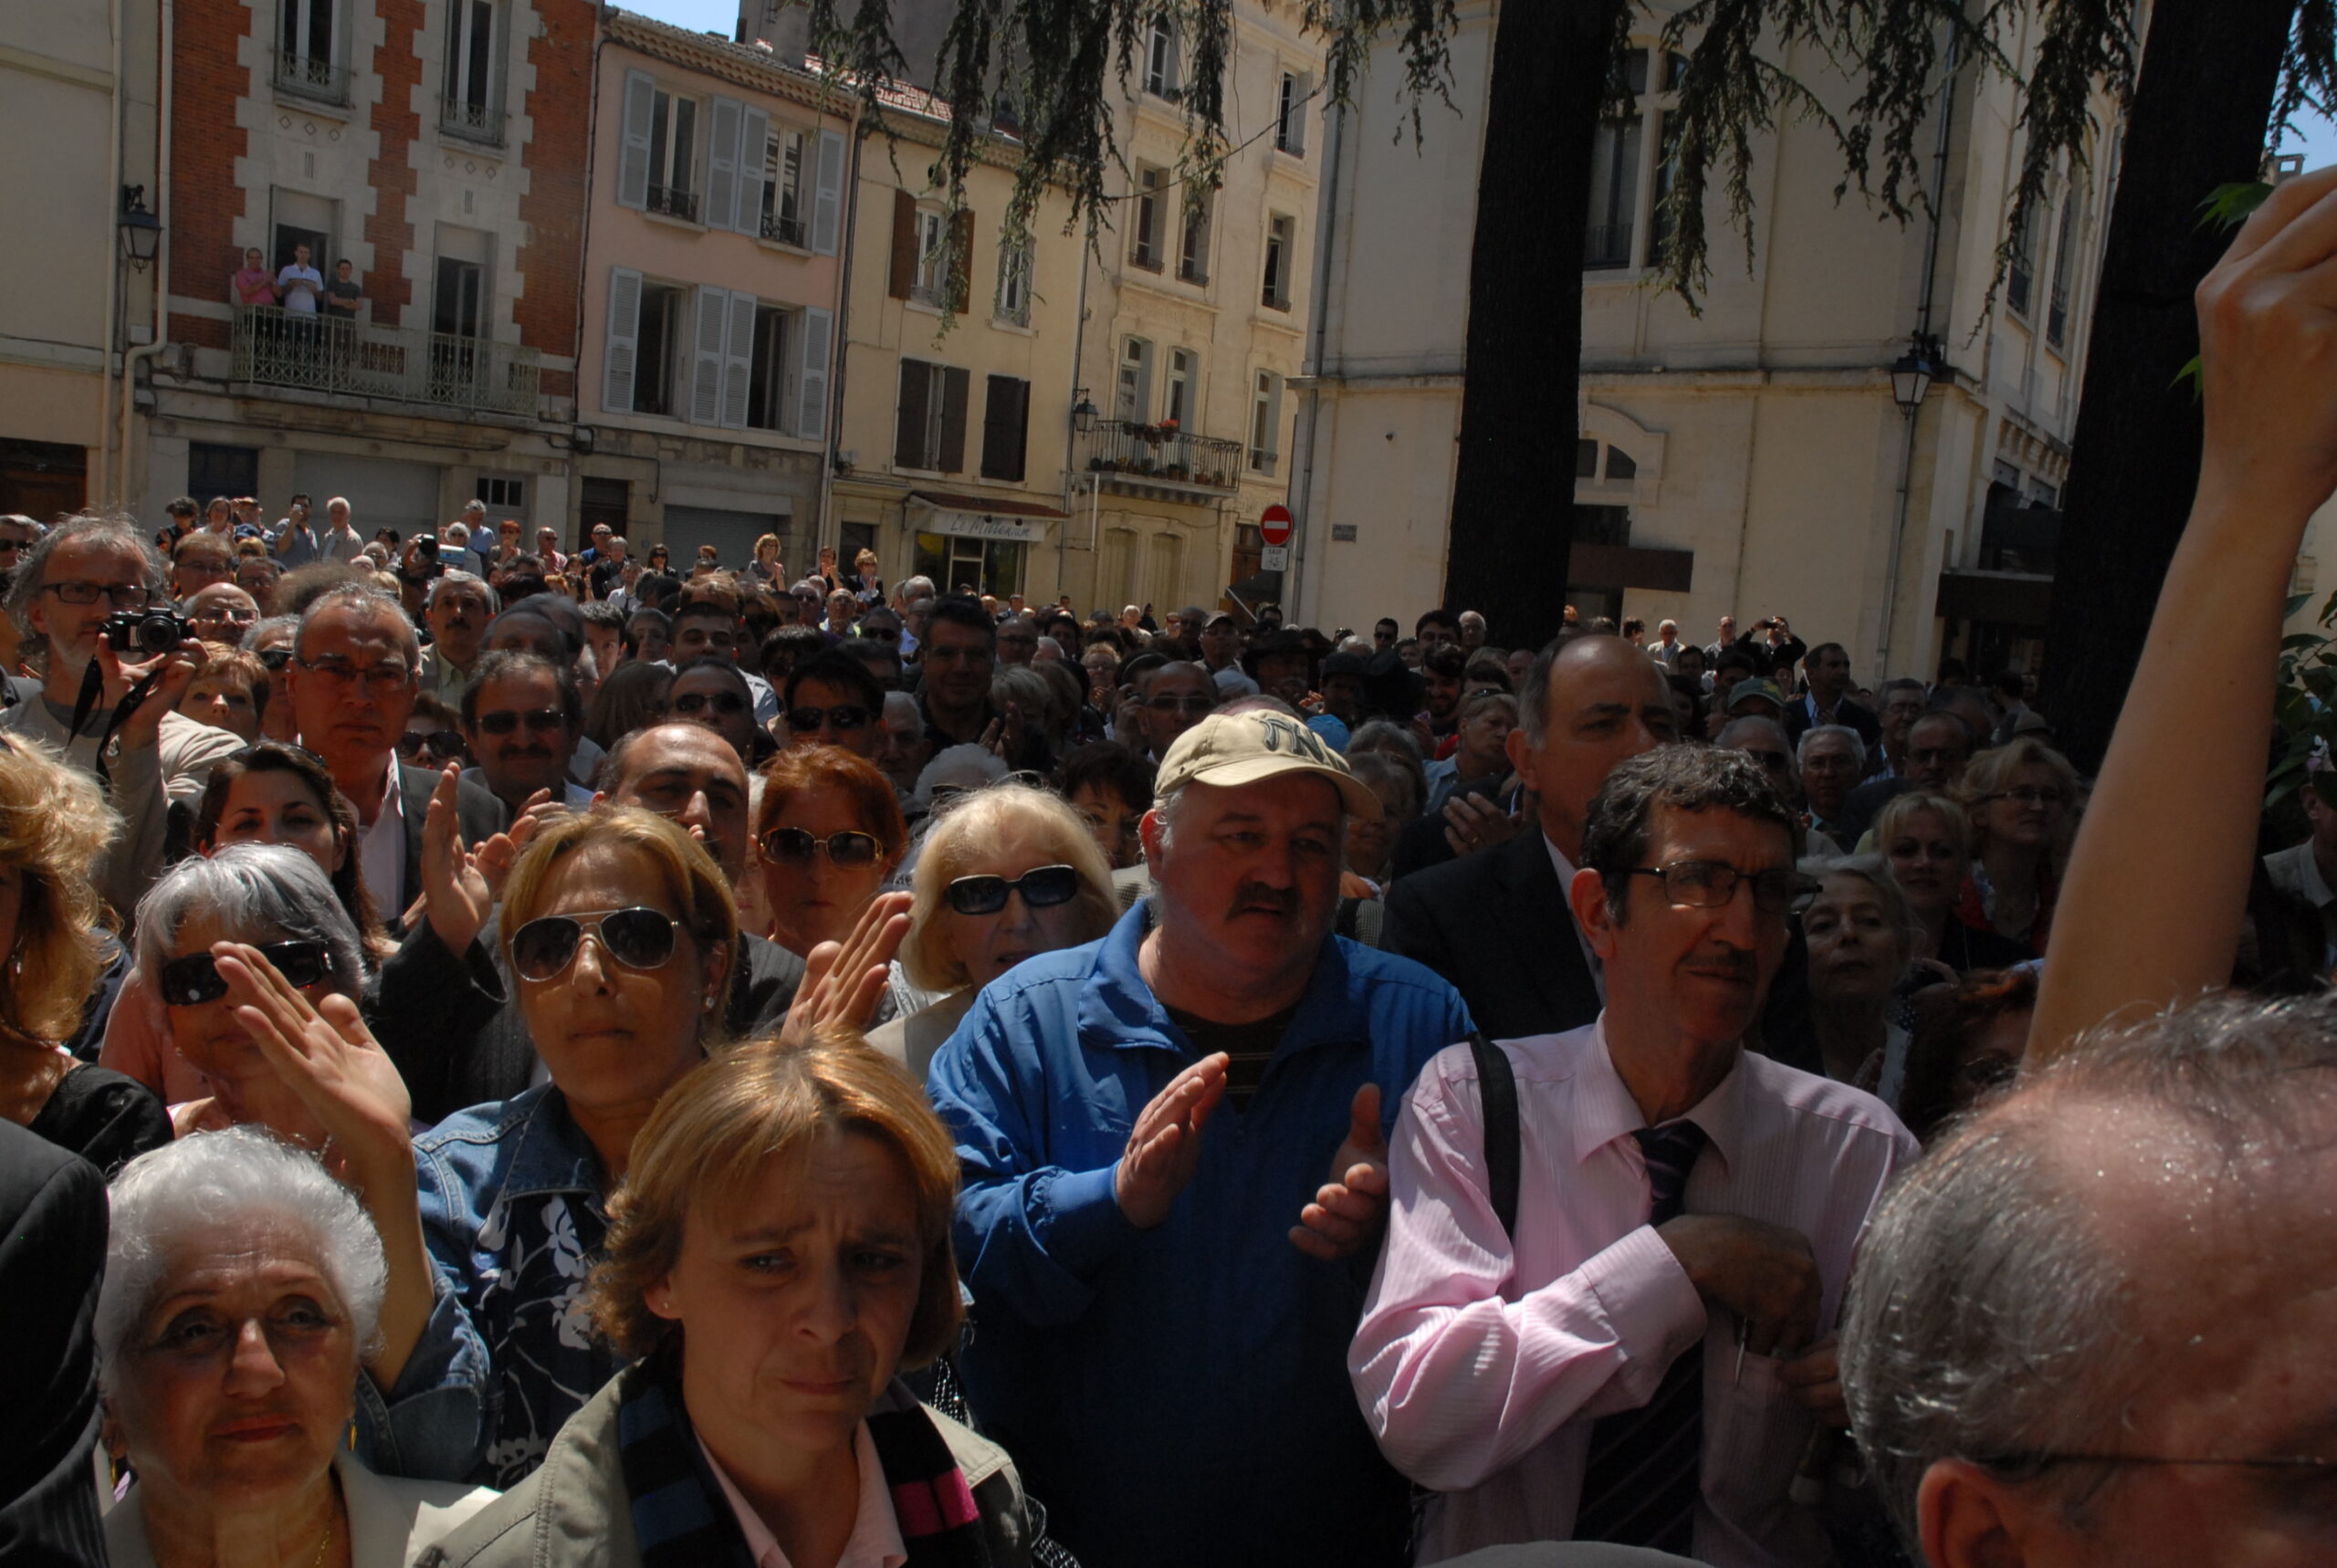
1572, 1120, 1710, 1552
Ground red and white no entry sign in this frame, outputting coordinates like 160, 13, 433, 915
1259, 504, 1294, 547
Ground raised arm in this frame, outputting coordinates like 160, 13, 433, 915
2033, 164, 2337, 1055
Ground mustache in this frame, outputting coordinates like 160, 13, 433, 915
1682, 944, 1761, 981
1229, 882, 1299, 918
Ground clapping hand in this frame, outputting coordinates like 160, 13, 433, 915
215, 940, 414, 1190
1116, 1053, 1229, 1228
1290, 1082, 1391, 1261
776, 891, 912, 1048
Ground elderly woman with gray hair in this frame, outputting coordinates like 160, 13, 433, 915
1800, 853, 1923, 1105
96, 1127, 497, 1566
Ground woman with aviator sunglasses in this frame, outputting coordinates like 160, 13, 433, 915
872, 782, 1118, 1079
757, 746, 907, 961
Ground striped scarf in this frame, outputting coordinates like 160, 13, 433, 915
617, 1350, 989, 1568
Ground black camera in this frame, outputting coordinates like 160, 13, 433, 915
101, 607, 194, 656
403, 534, 445, 581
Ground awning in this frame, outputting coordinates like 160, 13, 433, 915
909, 490, 1070, 544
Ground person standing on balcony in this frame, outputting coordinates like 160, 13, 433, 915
276, 242, 324, 316
231, 246, 276, 307
323, 257, 362, 321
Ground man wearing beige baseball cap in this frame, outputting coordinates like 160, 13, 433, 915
927, 706, 1475, 1568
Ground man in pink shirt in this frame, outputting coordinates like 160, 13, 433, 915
1351, 744, 1916, 1564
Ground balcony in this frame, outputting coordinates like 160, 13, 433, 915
760, 211, 808, 247
231, 306, 540, 417
272, 50, 350, 107
1076, 419, 1242, 498
647, 184, 698, 223
438, 93, 507, 148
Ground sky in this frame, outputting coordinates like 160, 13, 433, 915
628, 0, 2337, 172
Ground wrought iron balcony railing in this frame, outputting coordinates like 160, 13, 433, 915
1076, 420, 1242, 494
231, 306, 540, 417
438, 94, 508, 148
760, 211, 808, 247
272, 51, 351, 107
647, 184, 699, 222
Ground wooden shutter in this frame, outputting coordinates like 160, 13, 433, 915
738, 106, 770, 239
602, 267, 642, 412
981, 374, 1029, 481
812, 129, 846, 256
948, 208, 975, 315
896, 359, 931, 467
689, 285, 727, 425
938, 365, 970, 474
617, 71, 655, 210
706, 95, 741, 231
796, 306, 832, 441
887, 189, 917, 299
720, 291, 756, 429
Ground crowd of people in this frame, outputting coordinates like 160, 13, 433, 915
6, 167, 2337, 1568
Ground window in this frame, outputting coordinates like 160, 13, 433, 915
434, 256, 484, 339
980, 374, 1031, 481
1165, 349, 1197, 429
760, 126, 807, 246
1178, 189, 1212, 285
647, 89, 697, 220
912, 207, 948, 305
996, 235, 1032, 326
747, 305, 790, 431
1131, 166, 1166, 272
440, 0, 500, 141
1275, 71, 1307, 155
1145, 16, 1179, 99
1116, 337, 1154, 423
2007, 191, 2042, 317
1250, 371, 1283, 476
1585, 48, 1686, 272
1262, 214, 1294, 309
633, 281, 684, 415
896, 359, 969, 472
189, 442, 260, 499
479, 476, 525, 508
2046, 185, 2080, 350
277, 0, 343, 99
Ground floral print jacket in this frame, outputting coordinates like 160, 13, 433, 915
369, 1083, 626, 1490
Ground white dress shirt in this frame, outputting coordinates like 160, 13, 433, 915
1351, 1019, 1918, 1566
359, 756, 406, 915
1543, 835, 1605, 1004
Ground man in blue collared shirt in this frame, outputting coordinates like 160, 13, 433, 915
928, 708, 1473, 1568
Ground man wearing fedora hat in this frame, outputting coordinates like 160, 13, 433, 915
929, 708, 1473, 1568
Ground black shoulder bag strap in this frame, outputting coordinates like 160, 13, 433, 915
1468, 1030, 1520, 1239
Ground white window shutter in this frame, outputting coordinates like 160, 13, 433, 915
617, 72, 655, 211
738, 106, 770, 240
797, 307, 832, 442
706, 96, 741, 231
602, 267, 642, 412
689, 285, 728, 425
721, 291, 755, 429
812, 129, 845, 256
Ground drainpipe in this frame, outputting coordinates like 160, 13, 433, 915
119, 0, 175, 513
817, 104, 863, 559
97, 0, 126, 507
1287, 81, 1347, 623
1056, 210, 1095, 599
1876, 28, 1960, 675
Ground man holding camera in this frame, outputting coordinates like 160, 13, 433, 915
0, 515, 245, 910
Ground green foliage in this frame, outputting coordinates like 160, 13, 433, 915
2271, 590, 2337, 814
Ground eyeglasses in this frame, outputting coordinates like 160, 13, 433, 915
1985, 786, 2067, 808
192, 607, 259, 629
255, 647, 294, 673
759, 827, 881, 866
1906, 746, 1967, 767
0, 537, 29, 556
860, 627, 901, 643
509, 906, 681, 982
297, 656, 413, 691
785, 704, 871, 733
158, 939, 333, 1008
946, 864, 1080, 916
476, 708, 567, 737
1147, 694, 1216, 716
43, 580, 156, 609
1625, 860, 1817, 915
395, 728, 466, 760
673, 689, 748, 716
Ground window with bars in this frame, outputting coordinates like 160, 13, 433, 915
760, 127, 807, 246
646, 89, 698, 220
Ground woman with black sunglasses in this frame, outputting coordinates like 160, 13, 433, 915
756, 746, 907, 961
873, 783, 1119, 1079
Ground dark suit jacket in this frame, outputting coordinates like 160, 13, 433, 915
1381, 831, 1603, 1041
0, 1119, 109, 1568
395, 761, 506, 921
1838, 774, 1912, 844
373, 921, 809, 1124
1781, 694, 1882, 751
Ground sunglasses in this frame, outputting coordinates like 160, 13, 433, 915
396, 728, 466, 759
158, 939, 332, 1008
785, 704, 871, 733
760, 827, 880, 866
476, 707, 566, 737
509, 906, 680, 982
674, 690, 748, 716
946, 863, 1079, 916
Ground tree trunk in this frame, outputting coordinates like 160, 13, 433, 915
1443, 0, 1624, 650
2038, 0, 2294, 772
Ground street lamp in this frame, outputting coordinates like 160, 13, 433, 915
1072, 393, 1097, 434
118, 185, 162, 269
1890, 333, 1944, 412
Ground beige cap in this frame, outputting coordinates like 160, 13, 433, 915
1154, 711, 1383, 820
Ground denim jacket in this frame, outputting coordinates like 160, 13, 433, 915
367, 1083, 624, 1490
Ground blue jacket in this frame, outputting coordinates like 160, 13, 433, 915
927, 901, 1472, 1568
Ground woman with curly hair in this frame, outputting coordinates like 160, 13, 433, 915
0, 736, 170, 1172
